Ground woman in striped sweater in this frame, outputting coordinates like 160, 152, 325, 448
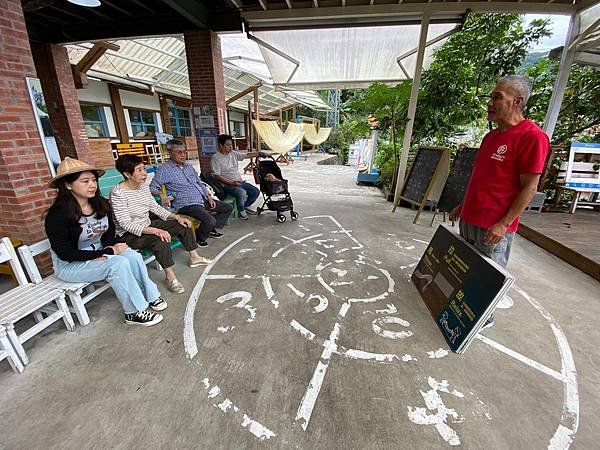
110, 155, 212, 294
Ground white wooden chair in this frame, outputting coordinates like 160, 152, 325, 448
18, 239, 157, 326
0, 237, 74, 372
1, 324, 24, 373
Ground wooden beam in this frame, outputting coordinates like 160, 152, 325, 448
226, 82, 263, 106
75, 41, 121, 75
109, 84, 129, 144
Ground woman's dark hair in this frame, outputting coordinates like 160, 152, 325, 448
218, 134, 233, 146
51, 171, 111, 224
115, 154, 144, 177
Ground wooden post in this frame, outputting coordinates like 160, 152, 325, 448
247, 99, 253, 151
159, 95, 172, 136
108, 84, 129, 144
254, 88, 260, 151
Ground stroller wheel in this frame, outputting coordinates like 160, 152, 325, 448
256, 207, 262, 215
277, 214, 286, 223
291, 211, 299, 220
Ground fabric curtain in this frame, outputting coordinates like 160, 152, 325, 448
253, 120, 305, 154
302, 123, 331, 146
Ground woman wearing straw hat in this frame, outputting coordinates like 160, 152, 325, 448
110, 154, 211, 294
45, 157, 166, 327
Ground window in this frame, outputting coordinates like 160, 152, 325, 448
169, 106, 193, 136
81, 104, 109, 138
230, 121, 245, 138
129, 109, 157, 139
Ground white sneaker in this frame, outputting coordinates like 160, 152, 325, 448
239, 210, 248, 220
245, 208, 257, 215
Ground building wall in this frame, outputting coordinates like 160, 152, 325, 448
0, 0, 55, 246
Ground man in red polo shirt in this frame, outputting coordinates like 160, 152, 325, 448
449, 75, 550, 329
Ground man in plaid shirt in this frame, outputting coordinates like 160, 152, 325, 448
150, 139, 232, 247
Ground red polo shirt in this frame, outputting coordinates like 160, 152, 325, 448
460, 119, 549, 233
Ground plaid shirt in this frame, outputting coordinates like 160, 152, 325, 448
149, 160, 209, 210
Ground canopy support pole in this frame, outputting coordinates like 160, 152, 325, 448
392, 13, 430, 212
542, 13, 580, 141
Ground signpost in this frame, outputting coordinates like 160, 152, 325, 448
411, 225, 515, 353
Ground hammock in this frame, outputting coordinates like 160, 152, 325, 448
302, 123, 331, 146
252, 120, 305, 154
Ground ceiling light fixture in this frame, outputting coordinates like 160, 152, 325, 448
67, 0, 102, 7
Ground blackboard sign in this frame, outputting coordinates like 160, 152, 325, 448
411, 225, 514, 353
437, 147, 479, 213
401, 147, 445, 204
396, 146, 450, 224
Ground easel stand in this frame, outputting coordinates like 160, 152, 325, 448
392, 147, 450, 224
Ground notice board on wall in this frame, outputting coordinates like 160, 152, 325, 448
396, 146, 450, 224
437, 147, 479, 213
411, 225, 514, 353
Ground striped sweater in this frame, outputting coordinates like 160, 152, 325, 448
110, 182, 172, 237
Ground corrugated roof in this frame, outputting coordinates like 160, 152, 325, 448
66, 34, 330, 113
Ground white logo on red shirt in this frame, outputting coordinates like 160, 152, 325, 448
491, 144, 507, 162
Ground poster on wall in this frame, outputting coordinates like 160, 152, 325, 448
25, 77, 60, 176
200, 128, 218, 156
411, 225, 515, 353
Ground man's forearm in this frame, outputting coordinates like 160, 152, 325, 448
215, 174, 236, 185
498, 176, 540, 227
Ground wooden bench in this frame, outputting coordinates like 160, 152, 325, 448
18, 240, 156, 327
115, 143, 152, 166
0, 237, 74, 373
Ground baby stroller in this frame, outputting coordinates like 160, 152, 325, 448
255, 155, 298, 223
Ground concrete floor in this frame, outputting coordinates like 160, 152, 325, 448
1, 155, 599, 449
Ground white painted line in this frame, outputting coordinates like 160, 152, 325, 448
241, 414, 276, 441
372, 316, 413, 339
339, 302, 351, 317
290, 320, 316, 340
475, 334, 567, 383
427, 348, 449, 359
341, 348, 398, 363
316, 274, 336, 294
295, 322, 341, 431
307, 294, 328, 313
184, 232, 254, 360
304, 215, 364, 249
287, 283, 305, 298
272, 233, 323, 258
512, 285, 579, 449
261, 276, 278, 308
412, 238, 429, 245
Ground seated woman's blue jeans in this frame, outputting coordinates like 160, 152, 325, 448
52, 249, 160, 314
223, 181, 260, 212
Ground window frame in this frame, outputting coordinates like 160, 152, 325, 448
169, 106, 193, 137
128, 108, 159, 140
80, 102, 110, 138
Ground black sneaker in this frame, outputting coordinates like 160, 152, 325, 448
125, 310, 163, 326
209, 230, 224, 239
148, 297, 167, 311
197, 240, 208, 247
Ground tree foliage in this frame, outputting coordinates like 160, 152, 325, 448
526, 59, 600, 144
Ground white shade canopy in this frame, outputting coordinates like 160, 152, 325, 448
252, 23, 456, 90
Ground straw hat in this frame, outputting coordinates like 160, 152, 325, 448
49, 157, 105, 188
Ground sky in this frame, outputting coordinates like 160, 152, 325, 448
525, 14, 571, 52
